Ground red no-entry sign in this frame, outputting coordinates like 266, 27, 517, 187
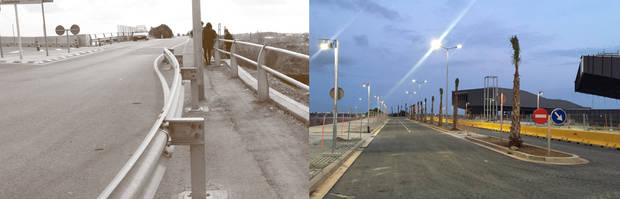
533, 108, 548, 124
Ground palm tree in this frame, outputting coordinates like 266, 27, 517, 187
439, 88, 443, 126
431, 96, 435, 124
424, 98, 428, 123
509, 35, 523, 147
452, 78, 460, 130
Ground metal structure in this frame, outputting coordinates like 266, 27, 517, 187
215, 37, 310, 122
483, 76, 499, 121
98, 48, 202, 198
575, 53, 620, 99
1, 0, 54, 58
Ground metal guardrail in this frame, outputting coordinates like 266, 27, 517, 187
215, 38, 309, 122
98, 48, 185, 198
215, 39, 309, 92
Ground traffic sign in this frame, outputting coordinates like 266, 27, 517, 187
550, 108, 567, 125
70, 24, 80, 35
533, 108, 548, 124
55, 25, 64, 36
329, 87, 344, 100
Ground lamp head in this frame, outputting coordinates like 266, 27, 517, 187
319, 39, 336, 50
431, 39, 442, 50
456, 44, 463, 49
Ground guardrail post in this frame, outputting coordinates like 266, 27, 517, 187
256, 45, 269, 101
166, 117, 205, 199
230, 40, 238, 77
181, 66, 200, 110
214, 40, 221, 66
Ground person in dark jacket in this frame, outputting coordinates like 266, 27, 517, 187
202, 22, 217, 65
224, 29, 234, 58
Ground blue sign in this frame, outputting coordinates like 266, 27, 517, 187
551, 108, 567, 125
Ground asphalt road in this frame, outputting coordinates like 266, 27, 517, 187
0, 38, 187, 198
325, 117, 620, 199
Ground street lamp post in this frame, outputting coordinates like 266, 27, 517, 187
537, 91, 544, 109
431, 39, 462, 120
320, 39, 339, 153
362, 83, 371, 132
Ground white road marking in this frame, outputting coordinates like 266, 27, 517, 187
169, 38, 190, 49
398, 119, 412, 133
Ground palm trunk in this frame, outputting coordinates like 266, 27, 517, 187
452, 79, 459, 130
509, 36, 523, 147
431, 96, 435, 124
439, 89, 443, 126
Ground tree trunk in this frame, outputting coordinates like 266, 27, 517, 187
509, 67, 522, 147
439, 91, 443, 126
452, 92, 458, 130
431, 96, 435, 125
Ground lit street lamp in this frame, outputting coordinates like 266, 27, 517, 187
431, 39, 462, 119
319, 38, 339, 153
537, 91, 544, 109
411, 79, 428, 102
362, 83, 371, 132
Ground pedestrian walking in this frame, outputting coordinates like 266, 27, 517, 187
224, 29, 234, 58
202, 22, 217, 65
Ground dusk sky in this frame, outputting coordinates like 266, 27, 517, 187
0, 0, 308, 36
310, 0, 620, 114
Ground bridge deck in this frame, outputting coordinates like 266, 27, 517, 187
155, 41, 308, 198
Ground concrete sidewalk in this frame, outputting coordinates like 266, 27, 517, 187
156, 42, 307, 199
309, 117, 385, 180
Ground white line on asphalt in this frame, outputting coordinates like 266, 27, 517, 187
169, 38, 190, 49
398, 119, 412, 133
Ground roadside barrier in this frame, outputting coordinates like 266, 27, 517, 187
419, 116, 620, 149
98, 48, 205, 198
215, 38, 309, 122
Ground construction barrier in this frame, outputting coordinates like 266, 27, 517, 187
420, 116, 620, 149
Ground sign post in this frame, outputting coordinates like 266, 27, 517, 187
549, 108, 567, 156
533, 108, 550, 155
14, 3, 23, 60
41, 1, 49, 56
70, 24, 80, 49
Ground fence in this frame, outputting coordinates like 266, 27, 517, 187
98, 48, 189, 198
214, 37, 309, 122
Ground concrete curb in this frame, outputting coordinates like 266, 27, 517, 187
412, 119, 589, 165
0, 48, 103, 65
465, 136, 589, 165
222, 59, 309, 123
309, 120, 389, 195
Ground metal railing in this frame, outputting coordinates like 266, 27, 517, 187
214, 38, 309, 121
98, 48, 185, 198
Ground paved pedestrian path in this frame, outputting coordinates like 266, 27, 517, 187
155, 41, 307, 199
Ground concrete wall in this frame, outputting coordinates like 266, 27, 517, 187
0, 35, 92, 47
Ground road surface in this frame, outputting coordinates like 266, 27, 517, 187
325, 117, 620, 199
0, 38, 187, 198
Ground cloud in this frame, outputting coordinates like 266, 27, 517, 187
311, 51, 355, 68
353, 34, 368, 46
383, 25, 423, 44
313, 0, 402, 21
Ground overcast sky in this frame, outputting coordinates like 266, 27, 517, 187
0, 0, 308, 36
310, 0, 620, 113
